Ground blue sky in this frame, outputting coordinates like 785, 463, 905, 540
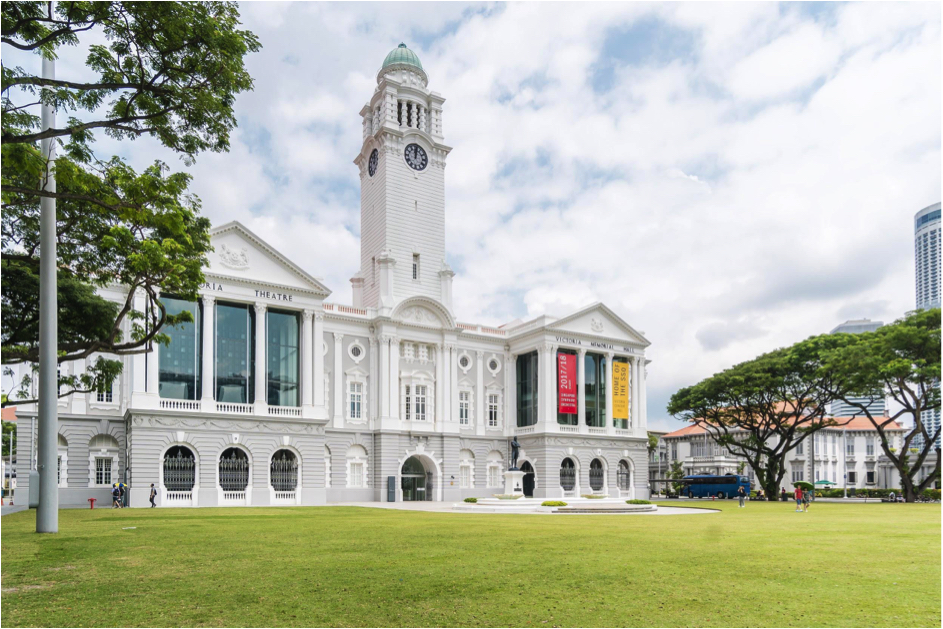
7, 2, 940, 431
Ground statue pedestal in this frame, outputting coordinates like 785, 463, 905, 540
503, 470, 525, 497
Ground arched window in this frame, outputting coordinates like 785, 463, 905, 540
486, 450, 504, 488
618, 460, 631, 490
324, 445, 332, 489
57, 434, 68, 487
589, 458, 604, 492
270, 450, 298, 492
219, 447, 249, 494
560, 457, 576, 491
346, 445, 369, 488
89, 434, 120, 486
163, 446, 196, 492
458, 449, 475, 488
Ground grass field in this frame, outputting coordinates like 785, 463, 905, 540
1, 501, 940, 627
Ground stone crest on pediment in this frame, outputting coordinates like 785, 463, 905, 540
219, 243, 250, 270
398, 305, 442, 327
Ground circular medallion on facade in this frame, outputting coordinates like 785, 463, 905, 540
459, 355, 470, 369
368, 149, 379, 177
404, 143, 428, 171
488, 358, 500, 374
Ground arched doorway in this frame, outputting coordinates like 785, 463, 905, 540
589, 459, 605, 493
560, 458, 576, 496
521, 461, 536, 498
401, 456, 432, 501
162, 445, 197, 506
617, 460, 633, 498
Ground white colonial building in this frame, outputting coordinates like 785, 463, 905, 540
661, 417, 940, 492
15, 44, 652, 508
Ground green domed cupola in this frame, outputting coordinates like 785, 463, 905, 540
378, 43, 427, 84
382, 43, 423, 70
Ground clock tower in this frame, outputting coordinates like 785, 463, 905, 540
353, 43, 454, 314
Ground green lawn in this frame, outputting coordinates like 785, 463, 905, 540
1, 501, 940, 627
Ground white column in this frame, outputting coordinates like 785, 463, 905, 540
535, 345, 546, 429
475, 350, 485, 435
200, 296, 215, 411
313, 313, 325, 410
301, 310, 313, 413
435, 343, 444, 427
379, 336, 390, 418
577, 348, 587, 431
369, 336, 378, 421
146, 340, 160, 400
442, 343, 452, 425
253, 303, 267, 411
640, 358, 648, 432
389, 337, 400, 418
333, 332, 343, 426
505, 352, 515, 434
449, 345, 459, 425
605, 351, 614, 433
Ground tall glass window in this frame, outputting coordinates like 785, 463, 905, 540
516, 351, 539, 427
584, 352, 606, 427
215, 302, 254, 404
557, 349, 578, 425
267, 310, 299, 407
159, 297, 201, 400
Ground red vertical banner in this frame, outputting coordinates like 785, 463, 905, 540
558, 353, 578, 414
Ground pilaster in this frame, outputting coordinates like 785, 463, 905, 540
301, 310, 314, 417
200, 296, 215, 412
577, 347, 587, 434
253, 303, 267, 413
333, 332, 344, 427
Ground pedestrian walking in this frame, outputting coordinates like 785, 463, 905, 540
780, 488, 787, 502
794, 487, 802, 512
149, 483, 157, 508
802, 489, 811, 512
112, 485, 122, 509
737, 485, 746, 508
118, 483, 126, 507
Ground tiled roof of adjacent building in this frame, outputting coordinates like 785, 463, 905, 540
663, 416, 904, 439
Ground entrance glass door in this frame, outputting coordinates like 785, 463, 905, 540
401, 456, 429, 501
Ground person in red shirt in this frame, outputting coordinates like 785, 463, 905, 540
794, 487, 803, 512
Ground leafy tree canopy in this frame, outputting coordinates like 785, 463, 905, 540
1, 1, 259, 406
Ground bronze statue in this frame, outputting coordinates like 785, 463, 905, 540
509, 436, 520, 470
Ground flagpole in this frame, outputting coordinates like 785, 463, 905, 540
36, 52, 59, 533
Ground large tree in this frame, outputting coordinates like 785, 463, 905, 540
815, 309, 941, 502
1, 2, 259, 405
668, 344, 843, 500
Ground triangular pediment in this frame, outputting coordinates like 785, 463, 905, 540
207, 222, 331, 296
548, 302, 650, 346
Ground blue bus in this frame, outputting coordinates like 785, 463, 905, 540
682, 474, 750, 499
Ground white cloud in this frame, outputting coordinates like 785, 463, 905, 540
12, 1, 938, 431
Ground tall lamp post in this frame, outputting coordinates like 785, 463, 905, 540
36, 54, 59, 533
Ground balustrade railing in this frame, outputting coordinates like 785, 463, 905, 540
274, 491, 296, 502
517, 426, 536, 435
160, 399, 200, 411
165, 491, 192, 502
559, 425, 578, 433
268, 406, 301, 417
217, 402, 252, 414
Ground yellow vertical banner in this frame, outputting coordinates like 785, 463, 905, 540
612, 361, 630, 420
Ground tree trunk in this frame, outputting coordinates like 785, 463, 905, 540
901, 474, 918, 503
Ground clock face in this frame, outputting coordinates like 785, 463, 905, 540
368, 149, 378, 177
404, 143, 428, 171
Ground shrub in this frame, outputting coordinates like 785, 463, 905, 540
581, 494, 606, 499
541, 500, 567, 507
922, 489, 941, 501
463, 497, 477, 503
626, 499, 651, 505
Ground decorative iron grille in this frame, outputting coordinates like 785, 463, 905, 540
589, 460, 604, 491
617, 468, 631, 490
163, 449, 195, 491
560, 461, 576, 491
219, 449, 249, 491
270, 451, 298, 492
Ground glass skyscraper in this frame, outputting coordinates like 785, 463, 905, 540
914, 202, 941, 449
828, 319, 885, 418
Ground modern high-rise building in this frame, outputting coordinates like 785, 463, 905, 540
914, 202, 941, 449
915, 202, 941, 311
829, 319, 885, 418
